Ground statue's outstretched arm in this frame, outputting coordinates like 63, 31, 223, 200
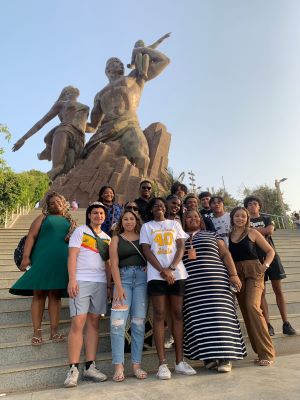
140, 48, 170, 82
12, 103, 60, 152
89, 94, 104, 130
149, 32, 171, 49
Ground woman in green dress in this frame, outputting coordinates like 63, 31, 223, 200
10, 192, 75, 345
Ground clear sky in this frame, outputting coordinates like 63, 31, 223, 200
1, 0, 299, 211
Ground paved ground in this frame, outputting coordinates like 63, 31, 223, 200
2, 353, 299, 400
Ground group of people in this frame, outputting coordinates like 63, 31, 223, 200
9, 180, 296, 388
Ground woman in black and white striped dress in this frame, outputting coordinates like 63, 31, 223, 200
183, 210, 247, 373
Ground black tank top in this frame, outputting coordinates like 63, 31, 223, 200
229, 234, 258, 262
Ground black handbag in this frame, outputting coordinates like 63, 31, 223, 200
13, 216, 46, 270
14, 235, 27, 269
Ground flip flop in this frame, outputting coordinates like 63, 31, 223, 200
50, 333, 65, 342
133, 368, 148, 379
113, 370, 125, 382
31, 336, 43, 346
257, 359, 273, 366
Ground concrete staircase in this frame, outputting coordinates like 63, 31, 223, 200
0, 211, 299, 393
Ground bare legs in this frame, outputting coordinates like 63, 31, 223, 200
31, 290, 62, 342
261, 280, 288, 324
68, 313, 100, 364
31, 290, 47, 339
48, 290, 62, 338
151, 295, 184, 365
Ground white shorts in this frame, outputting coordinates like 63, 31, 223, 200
69, 281, 107, 317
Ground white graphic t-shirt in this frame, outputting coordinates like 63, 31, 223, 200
211, 212, 231, 246
69, 225, 111, 282
140, 219, 189, 282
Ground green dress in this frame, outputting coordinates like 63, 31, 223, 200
10, 215, 71, 297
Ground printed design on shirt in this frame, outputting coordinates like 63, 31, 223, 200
81, 233, 99, 253
250, 218, 275, 229
151, 228, 175, 255
212, 219, 230, 238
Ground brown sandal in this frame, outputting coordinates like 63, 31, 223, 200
50, 333, 65, 342
113, 370, 125, 382
133, 368, 148, 379
255, 359, 273, 366
31, 336, 43, 346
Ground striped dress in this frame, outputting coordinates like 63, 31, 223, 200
183, 231, 247, 361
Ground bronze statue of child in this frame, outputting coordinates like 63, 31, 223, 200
127, 32, 171, 79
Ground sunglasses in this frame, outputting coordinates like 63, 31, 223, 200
141, 186, 152, 190
125, 206, 139, 211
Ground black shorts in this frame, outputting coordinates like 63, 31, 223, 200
265, 253, 286, 281
148, 279, 186, 297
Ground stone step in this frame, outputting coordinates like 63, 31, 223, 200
0, 316, 110, 344
1, 333, 299, 393
239, 314, 300, 337
0, 349, 175, 393
0, 306, 71, 325
265, 280, 300, 291
265, 290, 300, 304
0, 297, 69, 312
0, 320, 71, 344
0, 332, 111, 366
262, 300, 300, 315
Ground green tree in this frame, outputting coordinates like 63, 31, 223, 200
242, 185, 289, 215
0, 124, 11, 168
0, 169, 50, 225
164, 167, 185, 194
207, 187, 239, 209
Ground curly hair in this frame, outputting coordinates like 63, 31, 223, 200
42, 191, 74, 225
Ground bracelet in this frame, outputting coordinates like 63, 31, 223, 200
169, 264, 176, 271
107, 285, 112, 288
230, 274, 238, 277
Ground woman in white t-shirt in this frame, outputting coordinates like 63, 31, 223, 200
140, 197, 196, 380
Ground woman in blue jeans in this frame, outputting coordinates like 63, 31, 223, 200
109, 210, 148, 382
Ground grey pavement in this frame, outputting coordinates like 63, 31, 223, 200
2, 353, 300, 400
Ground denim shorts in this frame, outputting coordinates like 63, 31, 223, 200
148, 279, 186, 296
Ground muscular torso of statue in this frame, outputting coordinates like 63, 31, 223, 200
99, 76, 142, 118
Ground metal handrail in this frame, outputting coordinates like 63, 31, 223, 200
2, 202, 31, 228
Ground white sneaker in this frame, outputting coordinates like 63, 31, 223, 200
83, 361, 107, 382
217, 360, 232, 373
157, 364, 171, 380
164, 335, 174, 349
175, 361, 197, 375
64, 365, 79, 388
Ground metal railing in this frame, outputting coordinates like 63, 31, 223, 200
1, 203, 31, 228
260, 213, 286, 229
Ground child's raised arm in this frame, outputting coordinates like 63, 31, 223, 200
148, 32, 171, 49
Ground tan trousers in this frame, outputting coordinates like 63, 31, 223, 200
235, 260, 275, 361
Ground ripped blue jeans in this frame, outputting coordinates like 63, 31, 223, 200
110, 266, 148, 364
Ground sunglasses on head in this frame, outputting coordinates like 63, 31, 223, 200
125, 206, 139, 211
141, 186, 152, 190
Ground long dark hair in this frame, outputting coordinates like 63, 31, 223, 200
166, 194, 183, 223
114, 210, 142, 235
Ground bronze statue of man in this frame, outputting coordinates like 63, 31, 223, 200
84, 44, 170, 176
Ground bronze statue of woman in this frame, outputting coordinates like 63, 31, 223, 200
13, 86, 94, 180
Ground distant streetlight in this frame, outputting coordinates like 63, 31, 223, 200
275, 178, 289, 229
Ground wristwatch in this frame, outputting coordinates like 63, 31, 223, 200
169, 264, 176, 271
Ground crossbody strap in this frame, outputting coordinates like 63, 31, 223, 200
120, 234, 146, 263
